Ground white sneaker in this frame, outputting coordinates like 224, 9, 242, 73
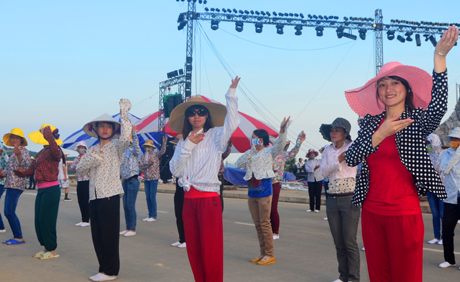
428, 238, 440, 244
178, 242, 186, 248
438, 240, 443, 245
124, 231, 136, 237
142, 217, 149, 222
147, 218, 156, 222
119, 230, 128, 235
323, 217, 328, 221
306, 210, 312, 212
0, 229, 6, 233
89, 273, 103, 280
273, 234, 279, 240
361, 247, 365, 251
92, 273, 117, 281
314, 210, 320, 213
458, 220, 460, 224
171, 241, 181, 247
81, 222, 90, 227
439, 261, 456, 268
75, 222, 83, 226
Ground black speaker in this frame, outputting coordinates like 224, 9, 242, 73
160, 140, 176, 182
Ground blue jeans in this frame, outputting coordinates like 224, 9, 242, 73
427, 192, 444, 239
4, 188, 24, 239
0, 185, 5, 230
144, 180, 159, 219
122, 178, 140, 231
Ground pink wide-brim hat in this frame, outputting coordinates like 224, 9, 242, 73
345, 62, 433, 117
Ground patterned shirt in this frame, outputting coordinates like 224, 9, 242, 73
170, 88, 240, 193
0, 144, 9, 186
273, 132, 303, 183
139, 138, 167, 181
237, 131, 288, 181
14, 127, 59, 186
76, 100, 131, 200
121, 131, 141, 180
439, 147, 460, 204
70, 154, 90, 182
218, 143, 232, 176
5, 147, 31, 190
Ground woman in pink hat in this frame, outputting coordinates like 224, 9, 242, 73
345, 26, 458, 282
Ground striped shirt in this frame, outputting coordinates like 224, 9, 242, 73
170, 88, 239, 193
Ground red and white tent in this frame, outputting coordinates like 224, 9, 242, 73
135, 95, 279, 153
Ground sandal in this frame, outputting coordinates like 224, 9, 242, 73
33, 251, 46, 258
3, 239, 25, 245
40, 252, 59, 260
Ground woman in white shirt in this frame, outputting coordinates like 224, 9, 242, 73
320, 117, 360, 282
305, 149, 324, 212
169, 77, 240, 282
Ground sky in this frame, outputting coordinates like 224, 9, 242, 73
1, 0, 460, 163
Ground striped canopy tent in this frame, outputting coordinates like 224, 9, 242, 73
135, 95, 279, 153
62, 113, 167, 153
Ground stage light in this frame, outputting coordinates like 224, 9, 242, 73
204, 7, 209, 11
276, 23, 284, 35
255, 23, 263, 33
359, 29, 367, 40
343, 32, 357, 40
255, 11, 260, 15
222, 8, 226, 13
198, 0, 202, 4
294, 13, 299, 17
405, 31, 413, 42
336, 27, 344, 39
316, 26, 324, 36
266, 12, 271, 16
344, 17, 348, 21
233, 9, 237, 13
295, 25, 302, 36
308, 14, 312, 19
203, 0, 207, 3
429, 35, 437, 47
239, 10, 243, 14
178, 21, 187, 30
244, 10, 249, 14
250, 10, 254, 14
210, 8, 214, 11
387, 30, 395, 40
261, 11, 266, 16
273, 12, 277, 16
318, 15, 323, 20
235, 21, 243, 32
179, 69, 184, 75
289, 13, 293, 17
415, 34, 421, 46
397, 35, 405, 43
211, 20, 219, 30
300, 13, 304, 18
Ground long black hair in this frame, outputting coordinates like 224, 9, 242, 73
376, 76, 416, 112
253, 129, 270, 146
182, 105, 214, 140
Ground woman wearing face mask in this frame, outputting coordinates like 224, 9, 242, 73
345, 26, 458, 282
236, 117, 290, 266
70, 141, 90, 227
139, 136, 167, 222
425, 133, 445, 245
169, 77, 240, 282
0, 128, 31, 245
438, 128, 460, 269
320, 118, 360, 282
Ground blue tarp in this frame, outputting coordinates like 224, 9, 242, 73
224, 168, 297, 186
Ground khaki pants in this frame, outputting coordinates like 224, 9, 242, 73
248, 195, 274, 257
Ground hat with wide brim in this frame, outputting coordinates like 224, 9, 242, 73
306, 149, 319, 157
3, 128, 28, 147
345, 62, 433, 116
448, 127, 460, 141
28, 124, 63, 146
83, 113, 121, 139
142, 139, 157, 149
169, 96, 227, 133
74, 141, 88, 150
319, 117, 352, 142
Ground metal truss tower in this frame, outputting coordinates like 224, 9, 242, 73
374, 9, 383, 75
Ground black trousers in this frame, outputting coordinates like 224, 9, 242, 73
28, 176, 36, 189
443, 200, 460, 264
77, 181, 90, 222
218, 175, 225, 212
174, 182, 186, 243
308, 181, 322, 211
90, 195, 120, 276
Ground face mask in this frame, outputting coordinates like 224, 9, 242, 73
252, 138, 260, 147
77, 149, 86, 155
450, 141, 460, 151
426, 145, 432, 152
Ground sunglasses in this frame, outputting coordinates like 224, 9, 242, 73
186, 108, 208, 117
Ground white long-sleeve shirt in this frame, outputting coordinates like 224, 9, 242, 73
320, 141, 357, 183
169, 88, 239, 193
305, 158, 324, 182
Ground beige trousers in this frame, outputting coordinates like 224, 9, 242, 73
248, 195, 274, 257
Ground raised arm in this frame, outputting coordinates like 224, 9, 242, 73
236, 147, 257, 169
132, 128, 141, 158
215, 77, 240, 152
284, 131, 305, 162
222, 140, 232, 160
117, 99, 132, 160
157, 136, 168, 157
269, 117, 290, 159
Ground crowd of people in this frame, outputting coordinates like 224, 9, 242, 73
0, 25, 458, 282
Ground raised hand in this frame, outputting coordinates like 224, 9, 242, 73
338, 151, 346, 163
189, 132, 205, 145
373, 115, 413, 147
131, 124, 137, 133
280, 117, 291, 133
299, 131, 306, 143
436, 25, 459, 56
230, 76, 241, 89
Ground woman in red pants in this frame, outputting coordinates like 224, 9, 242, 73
345, 26, 458, 281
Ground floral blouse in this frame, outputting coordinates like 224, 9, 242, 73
120, 131, 141, 180
5, 147, 31, 190
139, 138, 167, 181
70, 154, 90, 182
0, 144, 9, 186
272, 132, 303, 183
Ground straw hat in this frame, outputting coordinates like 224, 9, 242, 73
169, 96, 227, 133
142, 139, 157, 149
169, 134, 183, 145
3, 128, 28, 147
83, 113, 121, 140
306, 149, 319, 157
319, 117, 352, 142
28, 124, 63, 146
345, 62, 433, 116
73, 141, 88, 150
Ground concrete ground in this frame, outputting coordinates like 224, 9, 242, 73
0, 183, 458, 282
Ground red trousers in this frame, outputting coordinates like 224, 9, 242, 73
270, 182, 281, 234
361, 209, 424, 282
183, 196, 223, 282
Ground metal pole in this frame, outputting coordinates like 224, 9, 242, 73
184, 0, 195, 98
374, 9, 383, 75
